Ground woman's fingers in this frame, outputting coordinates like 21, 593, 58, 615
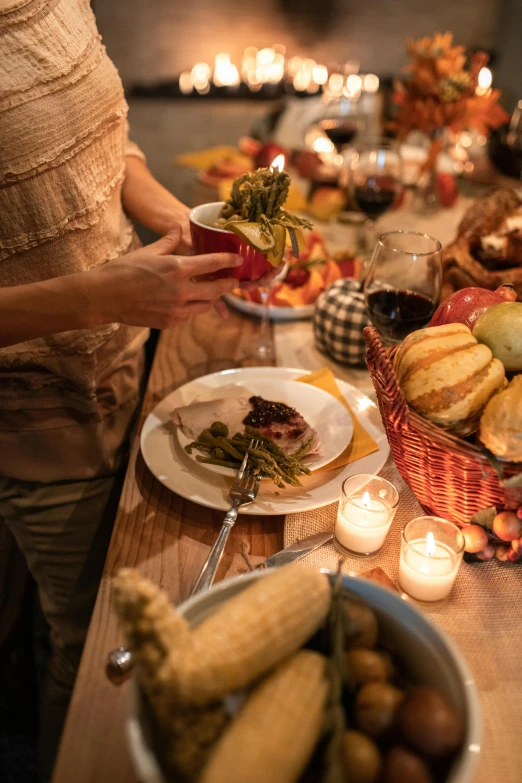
180, 252, 242, 277
184, 276, 237, 302
213, 298, 230, 319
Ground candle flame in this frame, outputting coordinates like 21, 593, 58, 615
425, 531, 436, 557
271, 154, 285, 172
478, 67, 492, 90
362, 491, 371, 510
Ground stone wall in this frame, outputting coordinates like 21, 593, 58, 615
95, 0, 499, 86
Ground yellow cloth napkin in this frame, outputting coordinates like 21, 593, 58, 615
296, 368, 379, 470
175, 146, 251, 171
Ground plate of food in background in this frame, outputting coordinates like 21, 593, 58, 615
224, 231, 361, 321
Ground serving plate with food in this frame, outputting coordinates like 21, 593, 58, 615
173, 378, 353, 479
224, 230, 361, 321
140, 367, 389, 515
117, 565, 480, 783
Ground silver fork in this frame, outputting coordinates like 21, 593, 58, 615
190, 438, 260, 595
105, 439, 260, 684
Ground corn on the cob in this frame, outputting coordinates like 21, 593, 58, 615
113, 564, 330, 709
200, 650, 328, 783
170, 564, 331, 706
112, 568, 192, 703
113, 570, 227, 780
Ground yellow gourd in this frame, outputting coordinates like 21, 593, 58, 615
394, 323, 505, 435
480, 376, 522, 462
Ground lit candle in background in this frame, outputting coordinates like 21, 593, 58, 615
335, 474, 398, 556
476, 67, 492, 96
399, 517, 464, 602
270, 154, 285, 172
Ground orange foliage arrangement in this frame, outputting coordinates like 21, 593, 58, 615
391, 33, 508, 149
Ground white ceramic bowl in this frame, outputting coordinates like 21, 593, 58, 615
127, 570, 481, 783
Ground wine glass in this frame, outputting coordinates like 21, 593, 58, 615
364, 231, 442, 345
244, 262, 288, 365
346, 139, 402, 253
316, 96, 366, 156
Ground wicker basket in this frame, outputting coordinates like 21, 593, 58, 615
364, 326, 522, 526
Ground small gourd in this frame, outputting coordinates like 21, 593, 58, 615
394, 323, 505, 435
480, 376, 522, 462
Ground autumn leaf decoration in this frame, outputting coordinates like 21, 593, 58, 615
390, 33, 508, 140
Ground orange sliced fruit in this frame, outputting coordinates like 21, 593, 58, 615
225, 221, 275, 253
266, 223, 287, 267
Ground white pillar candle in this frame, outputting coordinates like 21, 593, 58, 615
335, 491, 392, 555
399, 532, 459, 602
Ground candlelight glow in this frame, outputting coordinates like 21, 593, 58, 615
213, 53, 239, 87
257, 47, 276, 66
191, 62, 211, 92
478, 67, 492, 91
312, 136, 335, 154
426, 531, 436, 557
344, 73, 363, 99
271, 154, 285, 172
362, 491, 371, 510
328, 73, 344, 95
313, 64, 328, 85
363, 74, 380, 93
179, 71, 193, 95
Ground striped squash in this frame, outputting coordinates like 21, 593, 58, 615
394, 323, 506, 435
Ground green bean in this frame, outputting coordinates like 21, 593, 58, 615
195, 456, 240, 469
216, 437, 244, 461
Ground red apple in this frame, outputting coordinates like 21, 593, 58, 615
430, 284, 517, 330
254, 143, 289, 170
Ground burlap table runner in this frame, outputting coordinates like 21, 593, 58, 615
284, 457, 522, 783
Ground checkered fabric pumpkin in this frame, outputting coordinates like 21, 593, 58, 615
313, 278, 371, 366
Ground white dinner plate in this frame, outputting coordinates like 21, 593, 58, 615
140, 367, 389, 516
223, 293, 315, 322
176, 378, 353, 477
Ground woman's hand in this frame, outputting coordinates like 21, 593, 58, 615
91, 225, 241, 329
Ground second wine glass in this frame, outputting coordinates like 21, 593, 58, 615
364, 230, 442, 345
345, 139, 403, 253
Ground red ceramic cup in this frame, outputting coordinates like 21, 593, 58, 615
189, 202, 276, 281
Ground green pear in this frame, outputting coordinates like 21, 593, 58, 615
472, 301, 522, 371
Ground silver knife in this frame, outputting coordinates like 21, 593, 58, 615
255, 531, 333, 569
106, 531, 333, 684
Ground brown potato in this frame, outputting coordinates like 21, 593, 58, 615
346, 648, 393, 686
354, 682, 404, 738
343, 598, 379, 649
343, 730, 382, 783
395, 686, 465, 758
381, 746, 433, 783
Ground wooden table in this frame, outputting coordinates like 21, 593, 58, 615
52, 197, 478, 782
52, 310, 287, 783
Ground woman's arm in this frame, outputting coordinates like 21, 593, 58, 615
122, 155, 192, 251
0, 227, 241, 349
0, 273, 97, 349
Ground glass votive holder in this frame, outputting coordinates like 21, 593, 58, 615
399, 516, 465, 603
335, 474, 399, 556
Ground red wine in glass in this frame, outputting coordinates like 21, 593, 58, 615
353, 183, 397, 220
366, 289, 436, 343
320, 119, 359, 152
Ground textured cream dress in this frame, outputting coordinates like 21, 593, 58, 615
0, 0, 149, 482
